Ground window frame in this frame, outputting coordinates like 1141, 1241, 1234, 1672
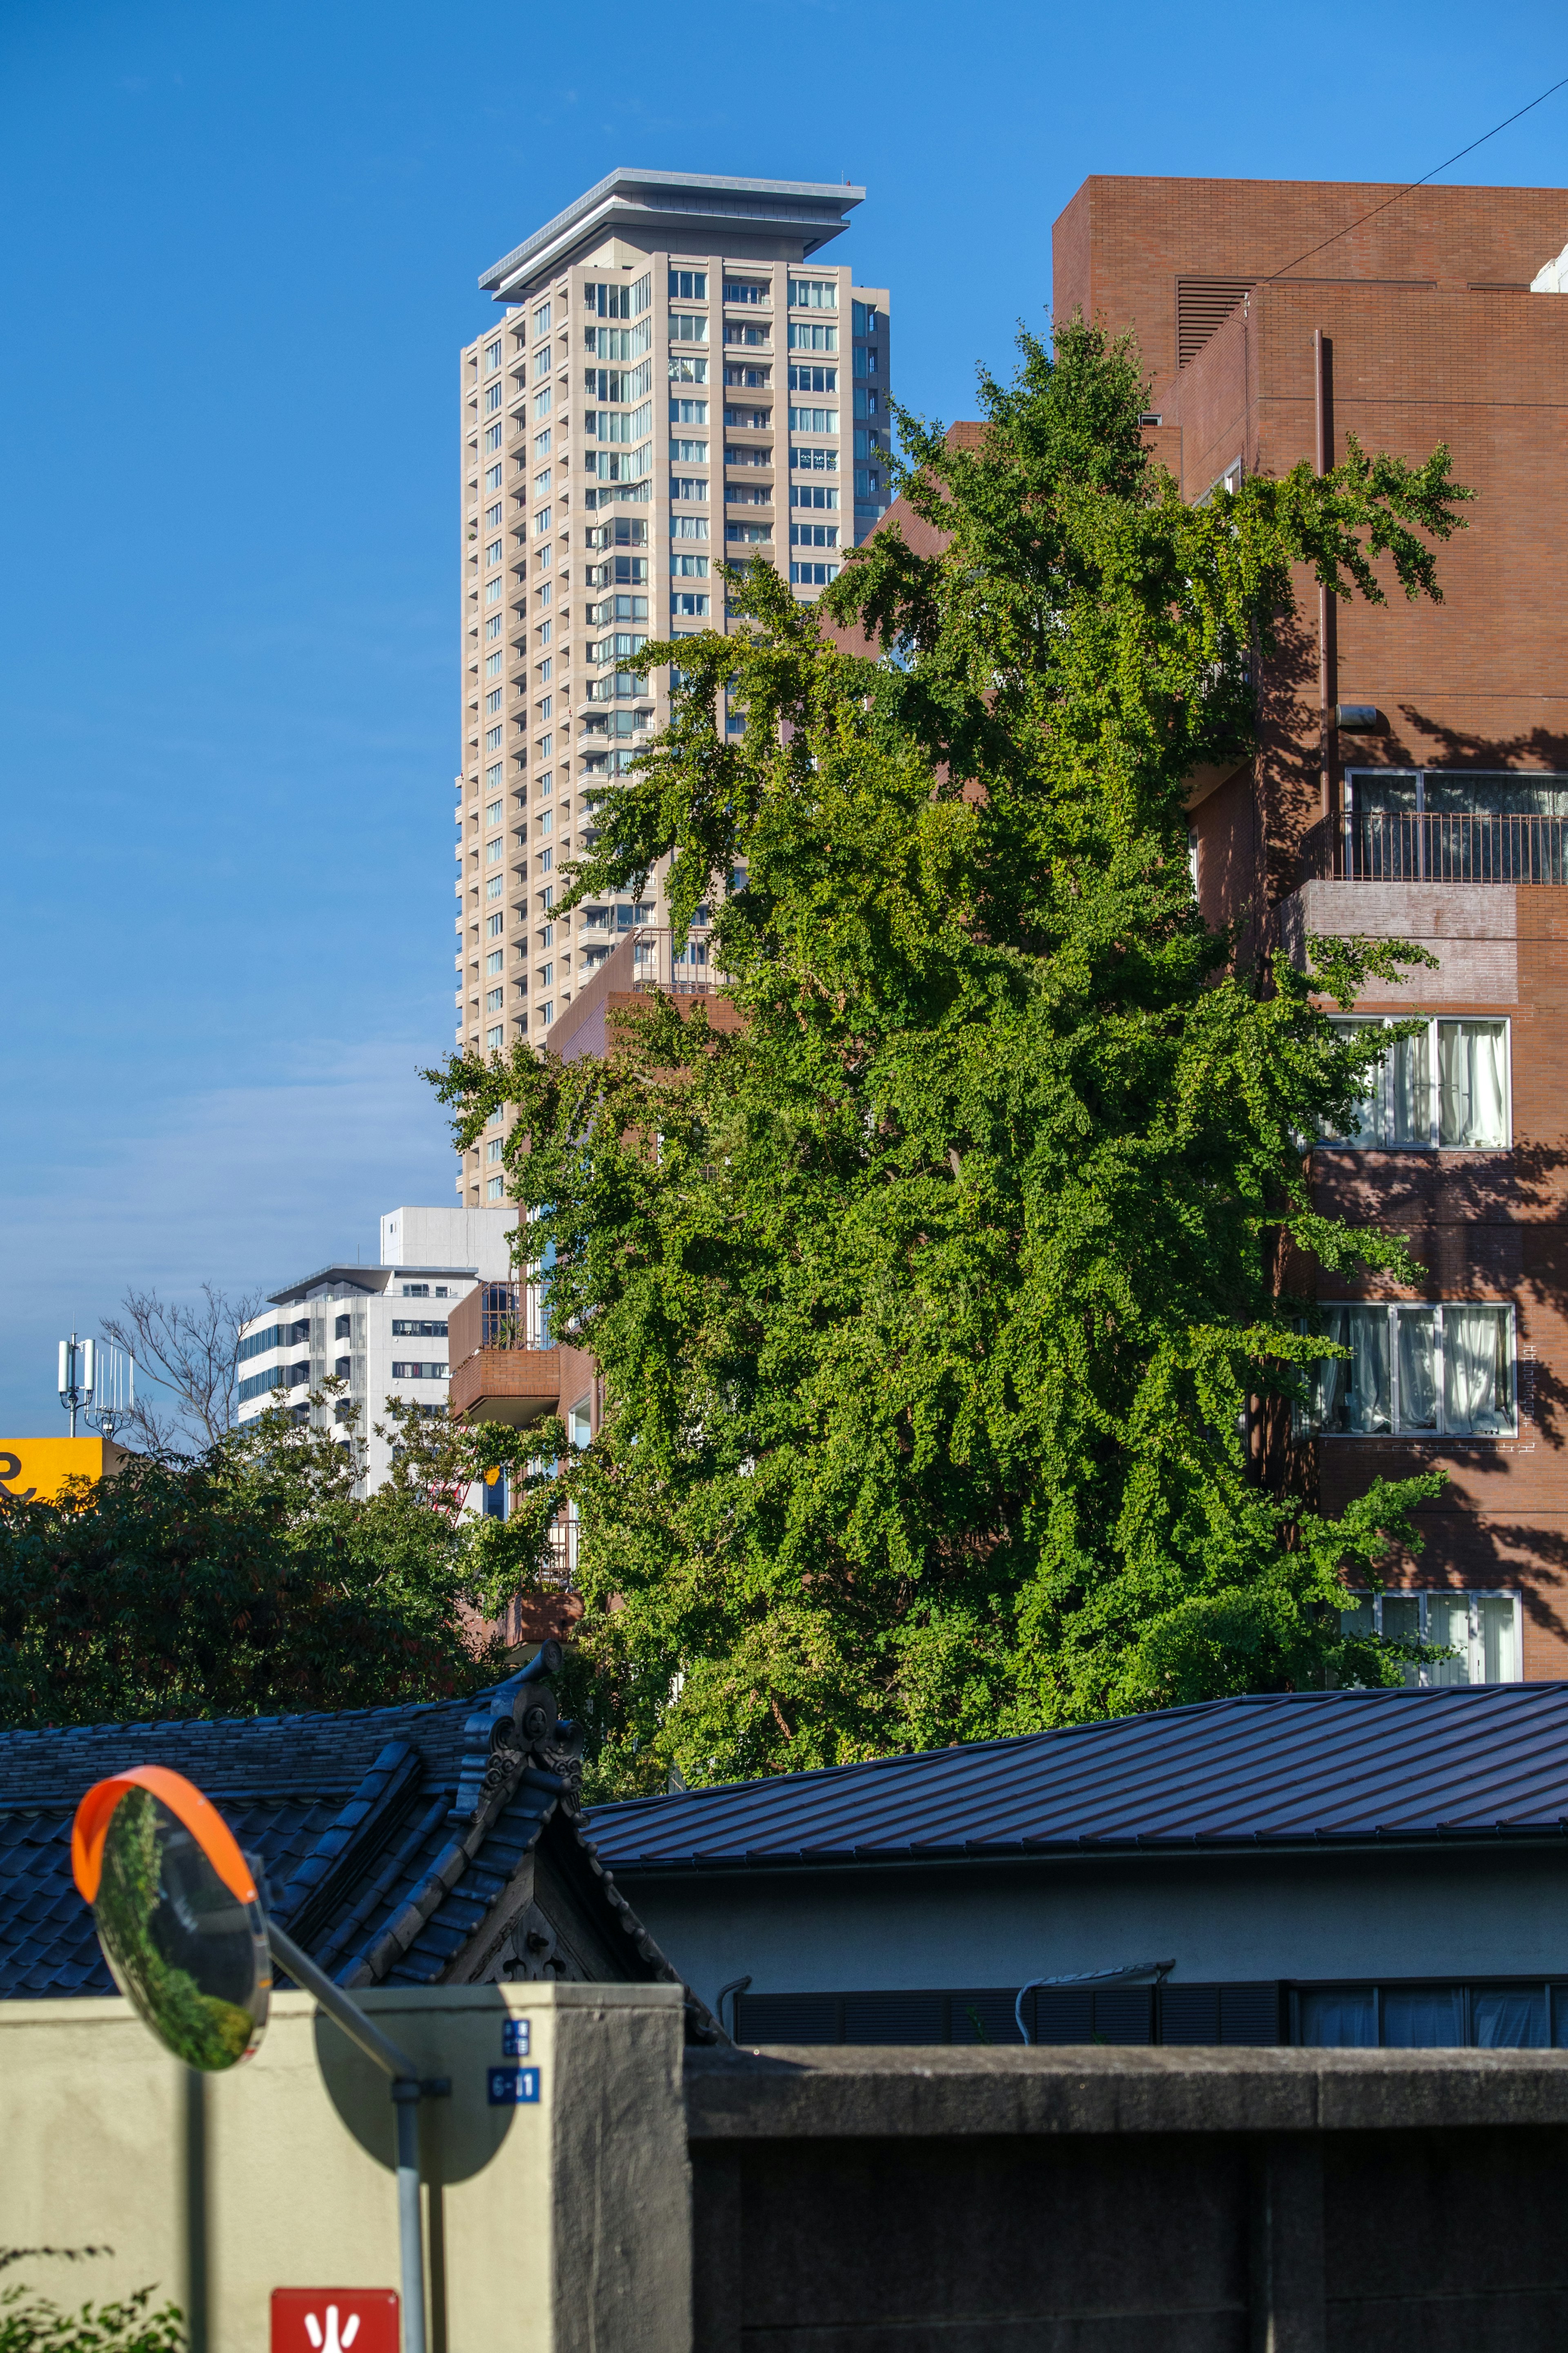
1338, 1586, 1523, 1684
1317, 1014, 1512, 1152
1300, 1299, 1518, 1439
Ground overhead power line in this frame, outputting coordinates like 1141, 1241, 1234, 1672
1263, 71, 1568, 285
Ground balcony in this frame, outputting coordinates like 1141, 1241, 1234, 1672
1302, 812, 1568, 884
447, 1280, 564, 1427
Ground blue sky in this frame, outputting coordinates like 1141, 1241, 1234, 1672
1, 0, 1565, 1436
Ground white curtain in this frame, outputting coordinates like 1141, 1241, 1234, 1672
1382, 1987, 1466, 2046
1396, 1310, 1438, 1431
1424, 1592, 1472, 1687
1341, 1307, 1392, 1432
1473, 1986, 1545, 2047
1391, 1026, 1433, 1144
1316, 1313, 1349, 1430
1443, 1307, 1512, 1433
1476, 1595, 1519, 1683
1439, 1021, 1508, 1147
1298, 1989, 1376, 2046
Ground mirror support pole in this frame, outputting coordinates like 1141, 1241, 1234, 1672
268, 1924, 447, 2353
393, 2088, 427, 2353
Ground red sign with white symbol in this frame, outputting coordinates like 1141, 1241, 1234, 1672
271, 2290, 399, 2353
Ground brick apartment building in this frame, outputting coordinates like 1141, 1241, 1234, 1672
1052, 175, 1568, 1681
456, 171, 1568, 1689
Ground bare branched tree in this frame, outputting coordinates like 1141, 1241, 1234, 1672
102, 1282, 264, 1455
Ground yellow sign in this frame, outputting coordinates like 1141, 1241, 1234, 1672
0, 1437, 131, 1504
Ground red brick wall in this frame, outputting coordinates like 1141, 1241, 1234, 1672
1051, 176, 1568, 403
1064, 174, 1568, 1676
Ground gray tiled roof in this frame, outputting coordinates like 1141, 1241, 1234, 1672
0, 1672, 652, 2004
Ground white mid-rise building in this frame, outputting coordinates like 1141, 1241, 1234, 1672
236, 1204, 517, 1490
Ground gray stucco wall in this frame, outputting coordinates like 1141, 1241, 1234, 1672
617, 1845, 1568, 2017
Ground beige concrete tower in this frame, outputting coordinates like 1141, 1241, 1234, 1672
452, 170, 890, 1199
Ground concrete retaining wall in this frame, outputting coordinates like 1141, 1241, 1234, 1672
688, 2043, 1568, 2350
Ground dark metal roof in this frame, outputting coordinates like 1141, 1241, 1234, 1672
586, 1686, 1568, 1873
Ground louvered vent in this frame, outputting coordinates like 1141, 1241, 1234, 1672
1176, 277, 1254, 367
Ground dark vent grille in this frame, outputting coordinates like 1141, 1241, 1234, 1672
1177, 277, 1254, 367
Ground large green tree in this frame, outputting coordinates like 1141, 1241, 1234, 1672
436, 320, 1472, 1795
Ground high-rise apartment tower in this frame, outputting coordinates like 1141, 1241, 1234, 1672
453, 169, 891, 1198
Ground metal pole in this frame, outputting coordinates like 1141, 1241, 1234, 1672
268, 1924, 437, 2353
267, 1923, 421, 2081
394, 2088, 427, 2353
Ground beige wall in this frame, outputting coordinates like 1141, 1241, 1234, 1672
0, 1981, 690, 2353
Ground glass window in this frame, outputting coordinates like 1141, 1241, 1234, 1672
1320, 1017, 1509, 1150
1394, 1308, 1437, 1432
532, 301, 551, 339
788, 321, 838, 352
668, 270, 707, 300
791, 279, 837, 309
1298, 1989, 1376, 2046
1338, 1589, 1522, 1685
1314, 1304, 1392, 1433
1474, 1986, 1547, 2047
1308, 1303, 1514, 1437
724, 279, 768, 304
1382, 1987, 1466, 2047
484, 340, 502, 373
487, 1176, 506, 1200
1439, 1020, 1509, 1146
1443, 1305, 1515, 1432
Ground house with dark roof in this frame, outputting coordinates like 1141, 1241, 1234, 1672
0, 1646, 714, 2037
587, 1685, 1568, 2052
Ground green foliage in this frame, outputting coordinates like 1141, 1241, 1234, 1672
0, 2253, 182, 2353
94, 1791, 255, 2071
0, 1392, 556, 1727
431, 318, 1470, 1794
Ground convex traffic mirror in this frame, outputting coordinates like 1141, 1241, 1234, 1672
72, 1765, 271, 2071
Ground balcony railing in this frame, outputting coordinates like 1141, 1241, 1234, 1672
479, 1281, 539, 1349
628, 925, 715, 996
1303, 812, 1568, 883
